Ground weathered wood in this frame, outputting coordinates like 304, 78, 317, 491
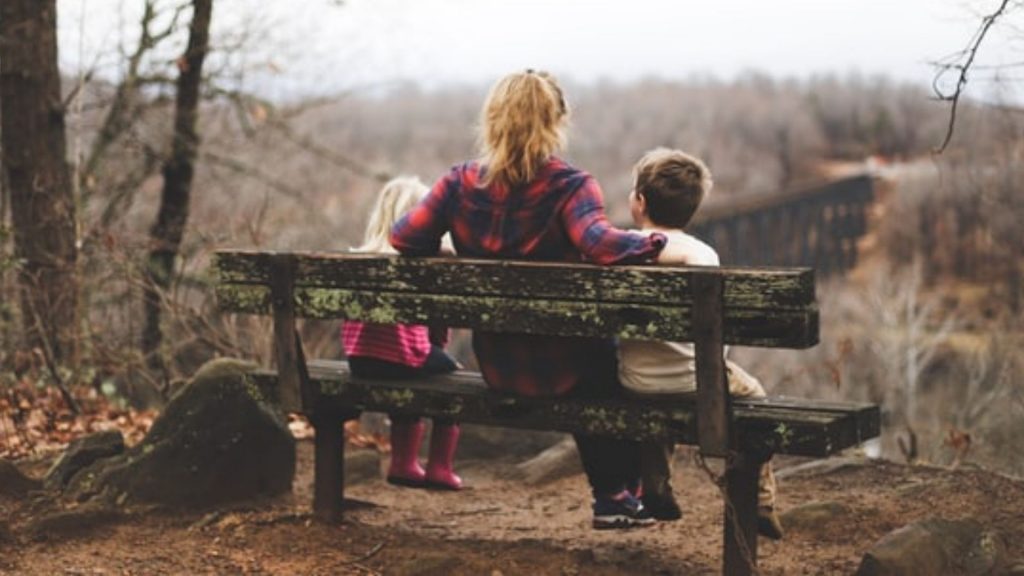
269, 256, 303, 411
216, 284, 820, 349
723, 451, 763, 576
249, 361, 879, 458
215, 251, 816, 310
692, 272, 730, 457
739, 396, 881, 445
312, 412, 343, 523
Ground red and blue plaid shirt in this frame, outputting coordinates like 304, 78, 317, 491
391, 157, 665, 397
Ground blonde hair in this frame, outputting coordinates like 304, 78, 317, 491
479, 70, 568, 189
632, 148, 713, 229
355, 176, 429, 254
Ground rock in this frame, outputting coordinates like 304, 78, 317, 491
66, 358, 295, 508
44, 430, 125, 492
513, 437, 581, 485
457, 425, 565, 460
344, 448, 382, 485
775, 456, 871, 480
0, 459, 41, 498
856, 518, 1006, 576
779, 500, 851, 532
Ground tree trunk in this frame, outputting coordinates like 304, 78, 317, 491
0, 0, 79, 363
142, 0, 213, 385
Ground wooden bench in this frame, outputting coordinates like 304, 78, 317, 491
213, 250, 880, 576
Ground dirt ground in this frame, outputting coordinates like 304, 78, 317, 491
2, 439, 1023, 575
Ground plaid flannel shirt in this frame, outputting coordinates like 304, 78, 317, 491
391, 157, 665, 397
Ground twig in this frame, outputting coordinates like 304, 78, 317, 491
343, 542, 385, 565
24, 295, 81, 415
933, 0, 1014, 153
442, 506, 501, 516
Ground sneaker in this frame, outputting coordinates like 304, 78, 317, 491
641, 493, 683, 521
592, 491, 656, 530
757, 506, 785, 540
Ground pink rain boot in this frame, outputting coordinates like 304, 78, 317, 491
424, 422, 462, 490
386, 418, 426, 487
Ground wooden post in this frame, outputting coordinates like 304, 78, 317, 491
312, 410, 344, 523
269, 255, 304, 412
723, 450, 764, 576
691, 272, 729, 457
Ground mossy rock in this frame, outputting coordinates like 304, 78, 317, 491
44, 430, 125, 492
66, 358, 295, 508
856, 518, 1006, 576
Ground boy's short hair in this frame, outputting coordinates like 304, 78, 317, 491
632, 148, 712, 229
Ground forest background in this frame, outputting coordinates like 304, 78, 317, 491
1, 0, 1022, 479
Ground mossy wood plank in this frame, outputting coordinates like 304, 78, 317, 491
217, 283, 818, 348
249, 361, 877, 457
740, 396, 880, 444
214, 251, 815, 310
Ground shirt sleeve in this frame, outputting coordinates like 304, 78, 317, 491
390, 167, 459, 256
560, 177, 666, 265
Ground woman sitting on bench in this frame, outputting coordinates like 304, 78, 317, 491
390, 69, 667, 529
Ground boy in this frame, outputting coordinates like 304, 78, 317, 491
619, 147, 784, 539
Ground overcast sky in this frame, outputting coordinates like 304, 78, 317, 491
59, 0, 1024, 99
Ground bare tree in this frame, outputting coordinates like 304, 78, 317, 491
0, 0, 79, 363
862, 261, 956, 462
142, 0, 213, 384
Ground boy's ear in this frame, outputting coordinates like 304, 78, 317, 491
636, 190, 647, 213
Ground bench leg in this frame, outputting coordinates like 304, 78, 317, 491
312, 412, 344, 523
723, 451, 763, 576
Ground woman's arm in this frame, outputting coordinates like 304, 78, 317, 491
560, 177, 665, 265
390, 167, 459, 256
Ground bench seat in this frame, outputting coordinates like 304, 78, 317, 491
252, 359, 879, 459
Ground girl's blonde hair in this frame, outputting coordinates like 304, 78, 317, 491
479, 69, 569, 189
354, 176, 429, 254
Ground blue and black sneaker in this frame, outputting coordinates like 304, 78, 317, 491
592, 490, 656, 529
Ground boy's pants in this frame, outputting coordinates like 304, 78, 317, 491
640, 360, 777, 508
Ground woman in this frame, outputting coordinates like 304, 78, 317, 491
391, 70, 665, 529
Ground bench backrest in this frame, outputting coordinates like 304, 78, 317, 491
214, 249, 819, 456
214, 251, 818, 348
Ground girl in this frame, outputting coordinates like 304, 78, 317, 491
342, 176, 463, 490
390, 71, 667, 528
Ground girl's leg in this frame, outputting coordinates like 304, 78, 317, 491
387, 414, 426, 487
425, 417, 462, 490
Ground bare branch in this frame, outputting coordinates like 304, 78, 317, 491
82, 0, 188, 188
200, 150, 315, 205
933, 0, 1015, 153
